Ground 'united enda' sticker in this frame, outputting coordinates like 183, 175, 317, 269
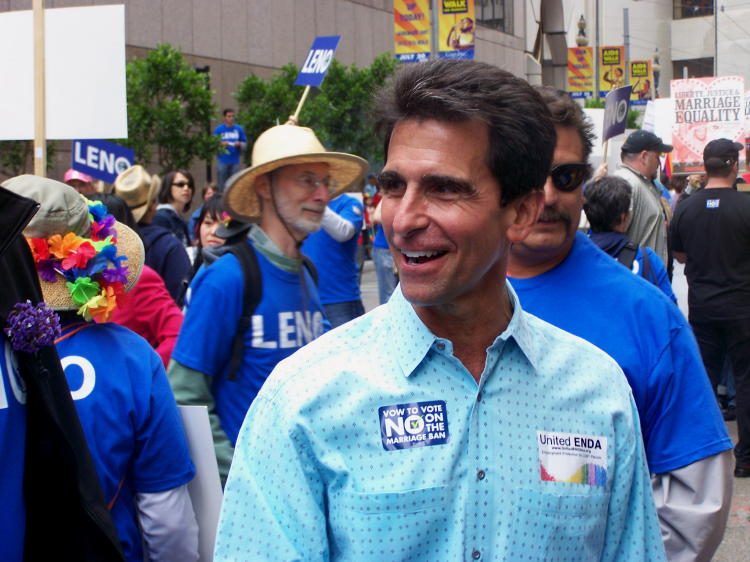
379, 400, 449, 451
537, 430, 607, 486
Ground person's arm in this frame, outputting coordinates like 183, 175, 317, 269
162, 241, 192, 306
215, 392, 329, 561
673, 250, 687, 264
134, 267, 183, 367
237, 126, 248, 151
652, 450, 733, 562
167, 359, 234, 485
641, 248, 677, 304
136, 484, 199, 561
320, 207, 356, 242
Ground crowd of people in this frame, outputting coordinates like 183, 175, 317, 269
1, 59, 747, 561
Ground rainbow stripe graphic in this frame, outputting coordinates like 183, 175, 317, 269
540, 462, 607, 487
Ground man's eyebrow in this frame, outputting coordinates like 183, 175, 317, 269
421, 174, 475, 194
377, 170, 403, 184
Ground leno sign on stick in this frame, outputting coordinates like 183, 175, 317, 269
291, 35, 342, 122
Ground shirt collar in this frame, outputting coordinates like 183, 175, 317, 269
620, 164, 654, 186
385, 281, 542, 378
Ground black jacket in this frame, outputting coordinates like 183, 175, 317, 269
0, 186, 124, 561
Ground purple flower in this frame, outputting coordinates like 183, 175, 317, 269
37, 259, 59, 283
101, 264, 129, 285
4, 301, 62, 354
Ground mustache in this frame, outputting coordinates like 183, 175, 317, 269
538, 206, 571, 225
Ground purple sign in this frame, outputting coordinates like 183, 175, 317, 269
602, 85, 633, 142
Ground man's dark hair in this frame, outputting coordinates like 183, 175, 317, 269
583, 176, 632, 233
534, 86, 595, 165
223, 108, 235, 116
374, 59, 555, 205
704, 157, 737, 176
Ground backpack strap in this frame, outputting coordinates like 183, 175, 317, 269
226, 242, 262, 382
615, 242, 638, 270
300, 254, 318, 286
639, 246, 654, 284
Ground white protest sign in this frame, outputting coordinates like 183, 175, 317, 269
0, 5, 127, 140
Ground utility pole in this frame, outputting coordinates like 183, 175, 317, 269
713, 1, 718, 75
594, 0, 600, 100
623, 8, 630, 84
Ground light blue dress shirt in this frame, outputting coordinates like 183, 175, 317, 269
215, 284, 665, 561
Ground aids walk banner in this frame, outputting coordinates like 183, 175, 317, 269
394, 0, 431, 63
671, 76, 746, 174
598, 46, 625, 98
629, 60, 653, 106
438, 0, 475, 60
567, 47, 594, 99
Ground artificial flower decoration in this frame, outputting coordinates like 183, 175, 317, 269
4, 301, 61, 354
27, 200, 130, 323
222, 212, 231, 228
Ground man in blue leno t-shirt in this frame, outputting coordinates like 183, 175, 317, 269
214, 60, 665, 561
302, 193, 366, 327
169, 121, 367, 484
213, 108, 248, 191
507, 86, 733, 562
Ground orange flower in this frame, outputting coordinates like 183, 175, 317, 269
48, 232, 83, 259
87, 283, 124, 323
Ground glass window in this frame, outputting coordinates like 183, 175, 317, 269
476, 0, 513, 34
673, 0, 713, 19
672, 57, 714, 78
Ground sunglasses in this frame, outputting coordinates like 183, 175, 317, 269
172, 181, 192, 188
548, 163, 590, 192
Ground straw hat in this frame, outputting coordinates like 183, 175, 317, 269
223, 124, 368, 222
113, 165, 161, 222
1, 175, 143, 317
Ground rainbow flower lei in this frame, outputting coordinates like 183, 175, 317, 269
26, 198, 129, 323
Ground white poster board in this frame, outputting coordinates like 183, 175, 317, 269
179, 405, 223, 562
0, 5, 127, 140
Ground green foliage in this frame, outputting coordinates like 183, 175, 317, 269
123, 44, 219, 173
583, 98, 605, 109
235, 53, 398, 169
0, 141, 57, 178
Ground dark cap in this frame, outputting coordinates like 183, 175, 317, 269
215, 219, 251, 240
703, 138, 743, 166
621, 130, 673, 154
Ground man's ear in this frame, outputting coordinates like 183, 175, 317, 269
254, 174, 271, 202
506, 190, 544, 243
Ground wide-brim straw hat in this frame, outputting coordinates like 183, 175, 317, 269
113, 165, 161, 223
1, 175, 143, 311
224, 124, 368, 222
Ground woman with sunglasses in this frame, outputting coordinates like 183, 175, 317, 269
153, 169, 195, 245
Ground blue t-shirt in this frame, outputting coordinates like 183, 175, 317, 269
56, 322, 195, 562
0, 335, 26, 561
173, 240, 329, 444
372, 224, 388, 248
302, 194, 364, 304
213, 123, 247, 165
509, 233, 732, 474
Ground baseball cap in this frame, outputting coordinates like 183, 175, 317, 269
703, 138, 743, 166
621, 130, 673, 154
63, 168, 93, 184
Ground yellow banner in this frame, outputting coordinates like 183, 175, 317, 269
629, 60, 653, 105
598, 46, 625, 97
438, 0, 475, 59
567, 47, 593, 99
394, 0, 431, 63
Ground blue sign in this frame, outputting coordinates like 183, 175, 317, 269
72, 139, 134, 184
295, 36, 342, 87
602, 86, 633, 142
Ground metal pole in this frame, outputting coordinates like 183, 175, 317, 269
623, 8, 629, 84
594, 0, 600, 100
431, 0, 438, 60
714, 0, 718, 75
33, 0, 46, 176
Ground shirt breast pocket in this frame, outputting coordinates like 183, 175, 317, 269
329, 486, 452, 561
502, 487, 609, 561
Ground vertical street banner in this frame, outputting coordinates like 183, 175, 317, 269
394, 0, 431, 63
629, 60, 653, 106
438, 0, 475, 60
598, 46, 625, 98
567, 47, 594, 99
671, 76, 746, 174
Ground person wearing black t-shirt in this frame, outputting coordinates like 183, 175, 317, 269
671, 138, 750, 478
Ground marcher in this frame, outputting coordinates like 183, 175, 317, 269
213, 108, 247, 191
614, 129, 673, 263
671, 138, 750, 479
302, 192, 366, 327
63, 168, 97, 196
168, 121, 366, 483
153, 170, 194, 245
113, 166, 191, 306
214, 60, 665, 561
0, 181, 123, 560
3, 175, 199, 561
507, 87, 732, 561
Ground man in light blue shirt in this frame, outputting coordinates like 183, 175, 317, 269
215, 59, 665, 561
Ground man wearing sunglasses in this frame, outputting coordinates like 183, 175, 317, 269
613, 130, 673, 264
508, 87, 733, 562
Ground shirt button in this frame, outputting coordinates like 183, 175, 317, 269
476, 392, 482, 402
477, 470, 486, 480
436, 342, 445, 351
472, 550, 481, 560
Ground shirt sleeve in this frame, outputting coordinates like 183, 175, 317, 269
641, 247, 677, 304
136, 484, 199, 561
669, 209, 684, 253
136, 268, 184, 368
214, 392, 330, 561
601, 395, 666, 561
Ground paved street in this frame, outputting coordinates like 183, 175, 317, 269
360, 257, 749, 556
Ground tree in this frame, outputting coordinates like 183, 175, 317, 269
123, 44, 219, 173
235, 53, 398, 168
0, 141, 57, 179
